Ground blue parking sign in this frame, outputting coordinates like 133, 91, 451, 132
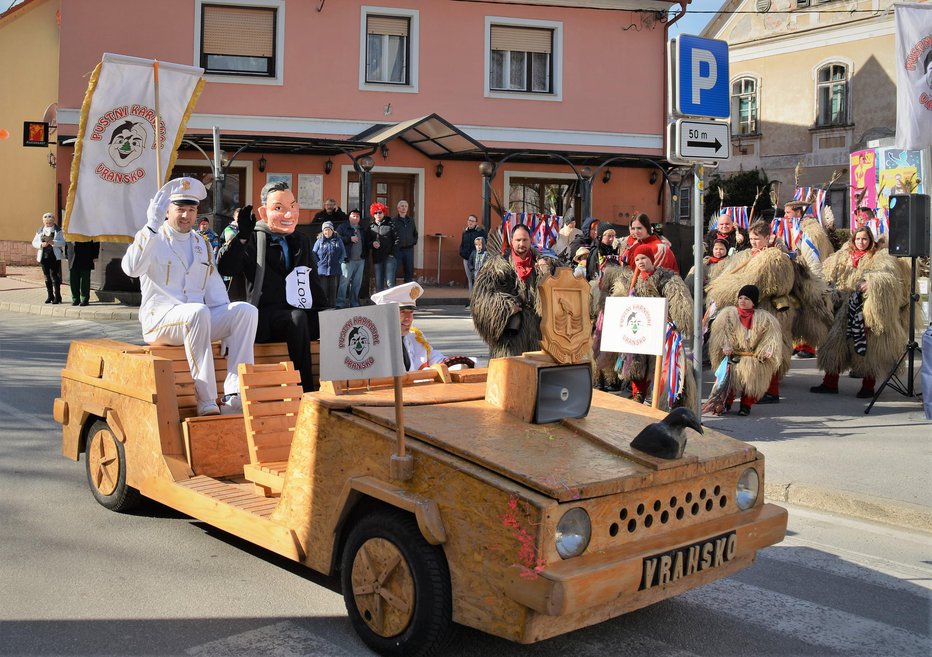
676, 35, 730, 119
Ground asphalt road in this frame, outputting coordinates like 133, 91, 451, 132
1, 310, 930, 657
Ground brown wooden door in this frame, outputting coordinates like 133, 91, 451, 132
373, 174, 416, 219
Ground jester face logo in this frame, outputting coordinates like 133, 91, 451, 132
626, 310, 645, 334
347, 325, 371, 362
107, 120, 147, 168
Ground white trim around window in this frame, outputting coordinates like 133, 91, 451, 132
193, 0, 286, 86
484, 16, 563, 102
811, 55, 854, 128
359, 6, 419, 94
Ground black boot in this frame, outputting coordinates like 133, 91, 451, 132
52, 284, 62, 305
45, 282, 54, 304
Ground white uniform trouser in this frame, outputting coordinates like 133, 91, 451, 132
145, 301, 258, 404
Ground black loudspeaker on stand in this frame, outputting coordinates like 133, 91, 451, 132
865, 194, 929, 414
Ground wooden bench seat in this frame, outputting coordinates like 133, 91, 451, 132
238, 362, 303, 497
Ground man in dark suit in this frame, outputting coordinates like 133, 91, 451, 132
217, 181, 329, 392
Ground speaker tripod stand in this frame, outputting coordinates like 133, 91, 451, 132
865, 256, 923, 414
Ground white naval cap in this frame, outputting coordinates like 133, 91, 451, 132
162, 177, 208, 205
370, 281, 423, 310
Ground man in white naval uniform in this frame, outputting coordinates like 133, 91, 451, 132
122, 178, 258, 416
370, 282, 446, 371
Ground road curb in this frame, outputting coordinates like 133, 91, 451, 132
765, 481, 932, 534
0, 299, 138, 321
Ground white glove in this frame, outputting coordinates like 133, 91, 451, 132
146, 189, 170, 232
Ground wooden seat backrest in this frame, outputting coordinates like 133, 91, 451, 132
238, 361, 303, 464
319, 363, 451, 395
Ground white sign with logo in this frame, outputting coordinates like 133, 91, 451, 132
285, 266, 315, 309
319, 305, 404, 381
600, 296, 667, 356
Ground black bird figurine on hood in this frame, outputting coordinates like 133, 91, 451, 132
630, 407, 703, 460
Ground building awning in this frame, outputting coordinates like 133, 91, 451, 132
352, 114, 485, 158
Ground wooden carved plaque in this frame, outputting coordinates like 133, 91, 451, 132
538, 267, 592, 364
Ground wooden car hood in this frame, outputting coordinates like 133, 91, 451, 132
347, 390, 758, 502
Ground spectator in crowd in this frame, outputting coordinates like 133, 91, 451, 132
67, 240, 100, 306
217, 181, 329, 393
32, 212, 65, 304
336, 209, 367, 308
467, 235, 489, 293
313, 220, 346, 307
572, 247, 590, 279
458, 213, 486, 293
122, 178, 257, 416
707, 285, 782, 416
621, 213, 679, 272
392, 199, 418, 285
367, 202, 397, 293
554, 216, 583, 264
197, 218, 220, 251
313, 198, 348, 226
705, 211, 747, 256
586, 221, 621, 281
471, 223, 555, 358
569, 216, 599, 258
810, 227, 911, 399
222, 208, 240, 244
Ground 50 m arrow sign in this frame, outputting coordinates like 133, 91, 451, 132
674, 119, 730, 161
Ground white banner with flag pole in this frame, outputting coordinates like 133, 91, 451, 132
319, 305, 406, 382
895, 3, 932, 151
63, 53, 204, 242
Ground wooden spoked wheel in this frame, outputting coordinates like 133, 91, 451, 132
350, 537, 416, 637
87, 426, 120, 497
341, 510, 452, 656
84, 419, 140, 512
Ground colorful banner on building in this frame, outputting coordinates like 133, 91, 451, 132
849, 150, 878, 229
500, 212, 562, 254
64, 53, 204, 241
895, 3, 932, 150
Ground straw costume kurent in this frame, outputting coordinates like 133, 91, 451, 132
471, 224, 556, 358
814, 240, 912, 390
591, 250, 696, 409
707, 285, 783, 413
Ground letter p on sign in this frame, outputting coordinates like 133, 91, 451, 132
676, 35, 730, 120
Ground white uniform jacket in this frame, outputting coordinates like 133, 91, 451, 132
402, 328, 446, 371
122, 224, 230, 336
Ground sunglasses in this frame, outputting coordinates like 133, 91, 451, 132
373, 211, 384, 215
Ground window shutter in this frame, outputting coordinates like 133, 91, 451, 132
203, 5, 275, 57
490, 25, 552, 54
367, 15, 409, 37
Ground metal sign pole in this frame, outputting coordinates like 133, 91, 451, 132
692, 163, 704, 418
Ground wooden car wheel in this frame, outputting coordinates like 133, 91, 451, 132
341, 509, 452, 657
84, 419, 140, 512
350, 537, 416, 637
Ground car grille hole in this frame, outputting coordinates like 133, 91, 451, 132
636, 503, 645, 516
660, 510, 669, 524
627, 519, 637, 533
644, 514, 653, 528
609, 522, 619, 537
619, 508, 628, 520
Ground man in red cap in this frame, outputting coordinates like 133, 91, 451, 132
366, 202, 397, 292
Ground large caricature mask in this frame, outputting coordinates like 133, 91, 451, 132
258, 188, 299, 234
108, 120, 147, 168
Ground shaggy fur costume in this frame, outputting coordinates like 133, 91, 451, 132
816, 245, 911, 379
592, 266, 695, 409
796, 218, 835, 279
471, 251, 554, 358
708, 307, 783, 400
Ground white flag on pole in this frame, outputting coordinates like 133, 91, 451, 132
600, 296, 667, 356
63, 53, 204, 241
895, 3, 932, 150
319, 305, 406, 382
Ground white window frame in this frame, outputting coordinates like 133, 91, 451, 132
193, 0, 285, 86
730, 75, 759, 136
812, 57, 852, 128
484, 16, 563, 102
359, 6, 419, 94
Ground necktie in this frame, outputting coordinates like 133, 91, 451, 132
271, 235, 291, 270
401, 336, 411, 371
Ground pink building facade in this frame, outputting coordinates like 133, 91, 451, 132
53, 0, 682, 284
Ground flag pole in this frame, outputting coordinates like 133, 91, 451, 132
390, 376, 413, 481
651, 352, 663, 409
153, 60, 163, 187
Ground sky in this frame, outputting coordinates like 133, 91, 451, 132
668, 0, 729, 37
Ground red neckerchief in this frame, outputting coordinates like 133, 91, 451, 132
707, 255, 724, 264
715, 231, 732, 242
512, 250, 533, 282
850, 249, 869, 269
638, 266, 653, 280
737, 308, 755, 330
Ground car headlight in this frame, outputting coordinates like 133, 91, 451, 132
736, 467, 760, 510
555, 507, 591, 559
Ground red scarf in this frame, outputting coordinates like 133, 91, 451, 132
638, 266, 652, 280
850, 249, 869, 269
512, 250, 533, 282
707, 255, 724, 264
737, 308, 755, 330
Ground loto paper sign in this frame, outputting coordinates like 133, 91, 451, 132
600, 296, 667, 356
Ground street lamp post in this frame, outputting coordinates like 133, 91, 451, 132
479, 160, 494, 233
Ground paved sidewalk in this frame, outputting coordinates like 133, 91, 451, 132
2, 265, 929, 533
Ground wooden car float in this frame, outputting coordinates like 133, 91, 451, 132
54, 336, 787, 656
